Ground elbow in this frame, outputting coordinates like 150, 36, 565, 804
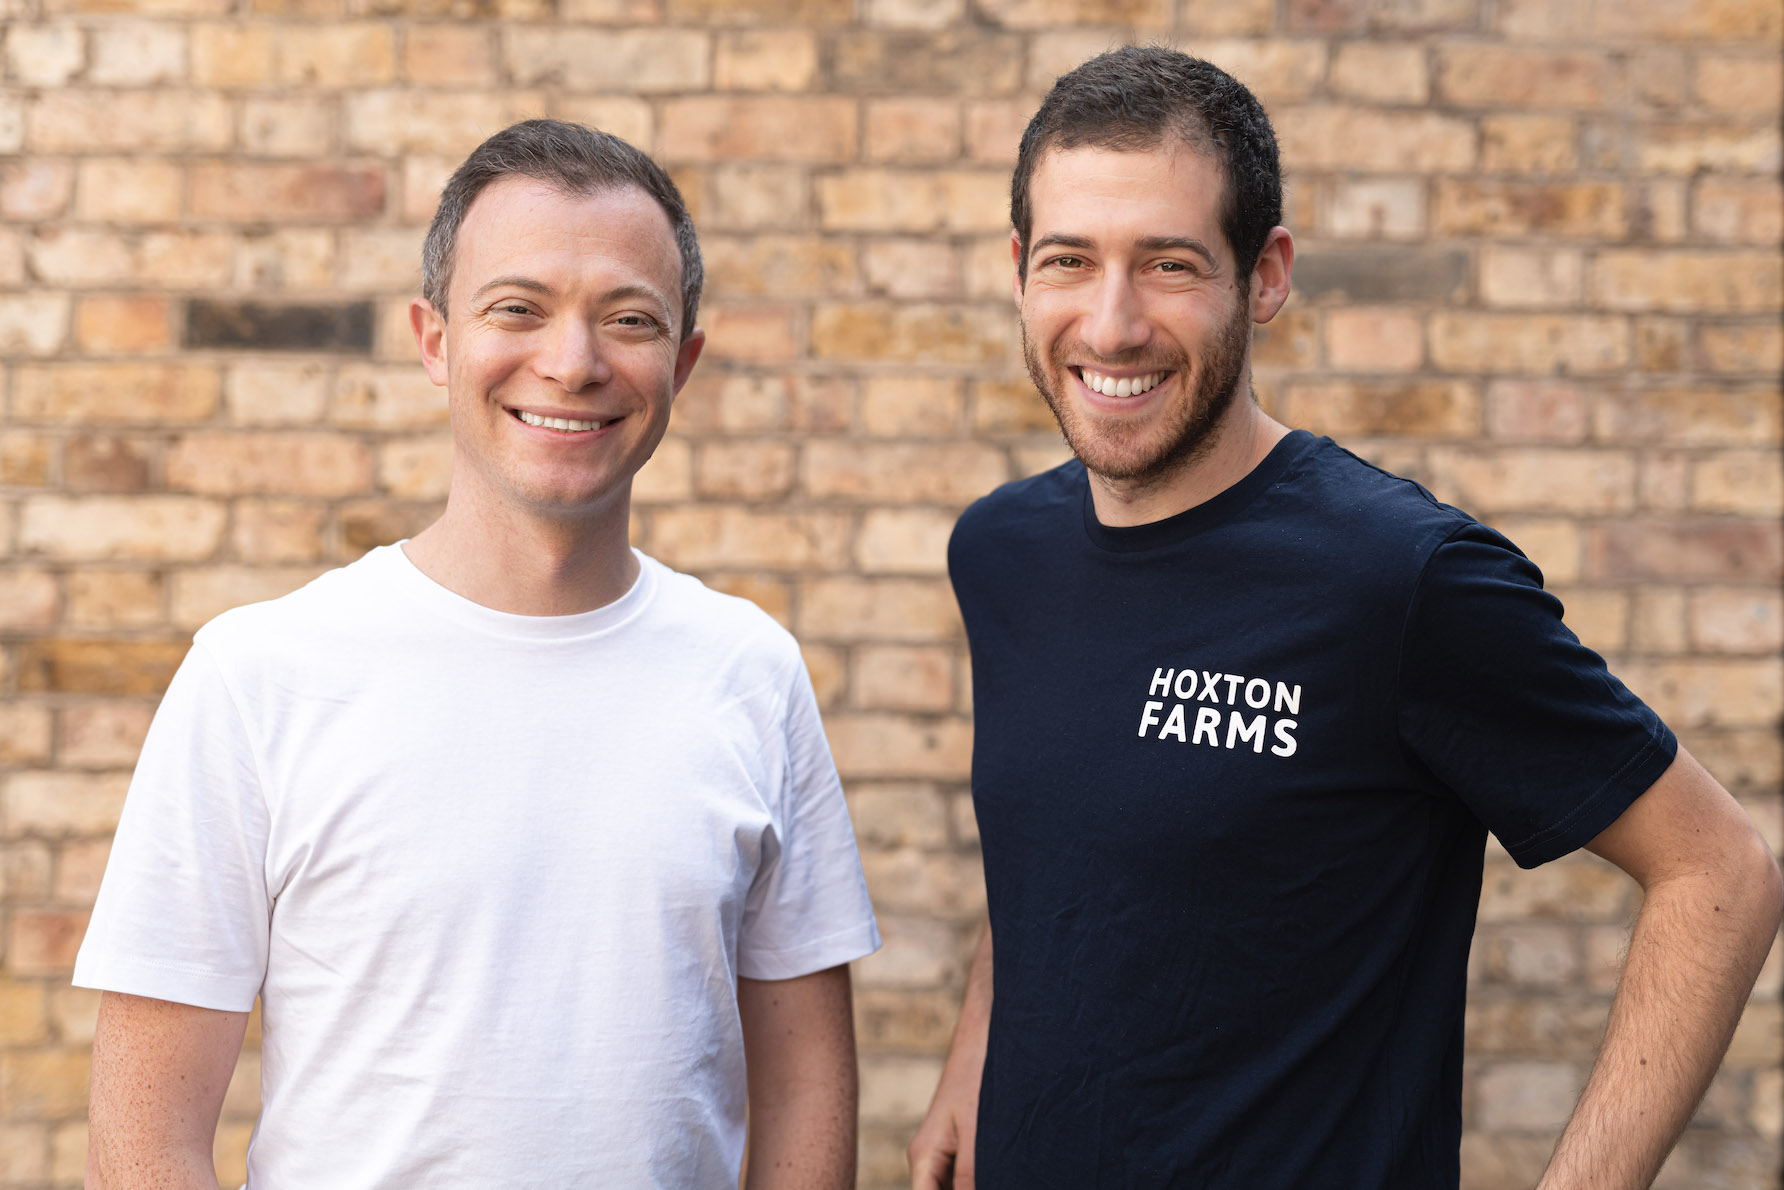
1732, 825, 1784, 942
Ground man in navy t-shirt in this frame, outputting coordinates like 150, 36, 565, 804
907, 47, 1782, 1190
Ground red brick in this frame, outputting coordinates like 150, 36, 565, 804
1322, 308, 1422, 372
188, 164, 385, 222
660, 97, 856, 163
13, 364, 219, 424
72, 297, 173, 355
16, 640, 191, 696
20, 497, 225, 561
0, 706, 51, 767
1587, 520, 1781, 582
166, 433, 372, 497
6, 911, 89, 975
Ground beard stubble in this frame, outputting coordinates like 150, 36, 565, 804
1021, 294, 1253, 488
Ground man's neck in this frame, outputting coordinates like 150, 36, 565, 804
1086, 399, 1291, 528
401, 483, 640, 617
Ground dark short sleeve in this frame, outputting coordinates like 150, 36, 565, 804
1396, 523, 1676, 869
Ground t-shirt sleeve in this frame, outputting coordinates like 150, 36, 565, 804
72, 639, 271, 1011
1396, 523, 1677, 870
736, 656, 881, 981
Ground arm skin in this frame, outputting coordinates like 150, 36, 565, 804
86, 991, 248, 1190
738, 964, 859, 1190
1539, 744, 1783, 1189
907, 921, 992, 1190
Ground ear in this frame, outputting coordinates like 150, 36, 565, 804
1009, 230, 1025, 307
1248, 226, 1294, 325
410, 298, 449, 386
670, 327, 706, 397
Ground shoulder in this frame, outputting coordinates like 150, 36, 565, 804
193, 547, 407, 676
640, 554, 805, 678
950, 458, 1084, 569
1271, 436, 1484, 561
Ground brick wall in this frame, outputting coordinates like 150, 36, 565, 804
0, 0, 1778, 1185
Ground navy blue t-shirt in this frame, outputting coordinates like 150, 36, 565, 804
947, 431, 1675, 1189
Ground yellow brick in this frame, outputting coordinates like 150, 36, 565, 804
857, 508, 955, 574
1275, 107, 1475, 172
13, 363, 218, 424
714, 30, 816, 90
825, 713, 973, 780
377, 437, 453, 501
648, 508, 853, 570
1329, 42, 1427, 104
1691, 589, 1784, 655
401, 27, 495, 87
1438, 47, 1611, 109
811, 302, 1011, 365
0, 706, 52, 766
1696, 54, 1782, 114
345, 90, 546, 156
865, 98, 960, 164
503, 28, 707, 91
20, 497, 225, 562
29, 91, 231, 152
1435, 180, 1626, 238
65, 569, 166, 628
1428, 313, 1628, 375
1593, 250, 1783, 314
1278, 380, 1480, 439
693, 441, 796, 501
1425, 447, 1636, 515
73, 159, 181, 223
0, 293, 70, 358
661, 96, 856, 163
59, 703, 154, 769
170, 565, 328, 629
0, 983, 49, 1046
234, 500, 327, 563
278, 25, 395, 86
1596, 0, 1781, 39
862, 376, 965, 438
804, 442, 1006, 503
0, 1051, 89, 1119
1481, 114, 1578, 173
1197, 39, 1327, 105
1692, 451, 1783, 515
852, 645, 955, 711
1619, 659, 1783, 729
165, 433, 372, 498
1322, 308, 1423, 372
331, 366, 445, 429
817, 168, 1019, 233
700, 235, 856, 299
797, 577, 962, 642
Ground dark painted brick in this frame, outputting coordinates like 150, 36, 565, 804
1293, 247, 1470, 303
184, 300, 374, 353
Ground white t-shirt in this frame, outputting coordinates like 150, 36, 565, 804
75, 544, 880, 1188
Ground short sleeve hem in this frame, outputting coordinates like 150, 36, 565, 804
1499, 721, 1678, 870
736, 919, 882, 982
72, 954, 260, 1013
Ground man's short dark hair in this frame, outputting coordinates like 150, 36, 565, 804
1011, 47, 1282, 290
422, 119, 703, 340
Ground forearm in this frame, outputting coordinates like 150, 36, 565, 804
88, 1139, 224, 1190
744, 1077, 856, 1190
942, 922, 993, 1083
1539, 856, 1781, 1189
740, 967, 858, 1190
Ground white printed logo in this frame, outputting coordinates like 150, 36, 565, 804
1136, 666, 1300, 757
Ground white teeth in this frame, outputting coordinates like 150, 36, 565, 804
1081, 369, 1164, 397
516, 410, 603, 431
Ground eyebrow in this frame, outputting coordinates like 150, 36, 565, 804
1030, 232, 1219, 269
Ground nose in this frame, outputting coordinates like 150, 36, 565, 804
1080, 272, 1151, 360
532, 317, 613, 393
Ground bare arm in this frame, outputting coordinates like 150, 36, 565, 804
738, 965, 857, 1190
87, 991, 248, 1190
908, 919, 992, 1190
1538, 745, 1782, 1189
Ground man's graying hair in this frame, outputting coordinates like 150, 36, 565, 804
1012, 47, 1282, 291
422, 119, 704, 340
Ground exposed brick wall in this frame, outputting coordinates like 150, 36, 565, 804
0, 0, 1778, 1185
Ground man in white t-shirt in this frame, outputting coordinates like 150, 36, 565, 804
76, 120, 881, 1189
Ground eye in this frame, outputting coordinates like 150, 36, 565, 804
1049, 255, 1085, 269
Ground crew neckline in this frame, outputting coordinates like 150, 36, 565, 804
372, 542, 659, 641
1081, 430, 1319, 554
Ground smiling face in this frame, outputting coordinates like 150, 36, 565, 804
411, 175, 703, 525
1017, 143, 1257, 486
